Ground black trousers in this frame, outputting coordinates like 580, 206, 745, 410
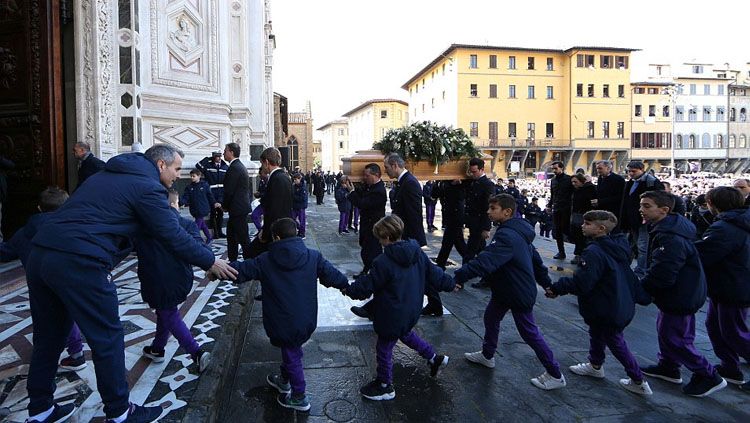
210, 205, 224, 236
226, 214, 252, 261
359, 231, 382, 274
316, 194, 324, 205
552, 209, 571, 255
436, 223, 468, 268
465, 226, 487, 264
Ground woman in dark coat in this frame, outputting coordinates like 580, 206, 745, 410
570, 174, 597, 264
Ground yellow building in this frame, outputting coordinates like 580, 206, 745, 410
343, 99, 409, 153
402, 44, 637, 177
316, 119, 349, 172
629, 82, 674, 170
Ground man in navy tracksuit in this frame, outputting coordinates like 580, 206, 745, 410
181, 169, 216, 242
695, 187, 750, 387
229, 218, 349, 411
549, 210, 653, 396
25, 145, 236, 423
195, 152, 228, 238
637, 190, 726, 398
454, 194, 566, 391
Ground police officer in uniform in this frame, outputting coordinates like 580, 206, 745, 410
196, 151, 228, 238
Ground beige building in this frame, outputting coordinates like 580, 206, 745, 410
629, 81, 674, 169
343, 99, 409, 153
317, 120, 349, 171
286, 102, 315, 171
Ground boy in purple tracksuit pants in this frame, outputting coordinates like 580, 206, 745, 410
454, 194, 565, 391
344, 215, 457, 401
228, 218, 349, 411
637, 190, 726, 397
0, 187, 86, 372
291, 173, 308, 238
139, 190, 212, 372
548, 210, 653, 396
335, 177, 351, 235
181, 169, 216, 242
695, 187, 750, 387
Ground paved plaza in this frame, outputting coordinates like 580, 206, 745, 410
0, 195, 749, 422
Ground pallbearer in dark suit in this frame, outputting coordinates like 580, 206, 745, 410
384, 153, 426, 247
247, 147, 293, 258
345, 163, 386, 276
222, 142, 252, 261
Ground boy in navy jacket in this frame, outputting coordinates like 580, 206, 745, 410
0, 187, 87, 372
696, 187, 750, 386
548, 210, 653, 396
181, 169, 216, 242
291, 173, 308, 238
344, 215, 456, 401
454, 194, 565, 391
139, 189, 213, 373
229, 218, 349, 412
637, 190, 726, 397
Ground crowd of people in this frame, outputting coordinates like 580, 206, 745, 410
0, 142, 749, 421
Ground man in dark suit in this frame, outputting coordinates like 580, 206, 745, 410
464, 157, 495, 288
345, 163, 386, 276
247, 147, 293, 258
222, 142, 252, 261
73, 141, 105, 188
620, 160, 664, 277
383, 152, 427, 246
592, 160, 625, 224
550, 161, 573, 260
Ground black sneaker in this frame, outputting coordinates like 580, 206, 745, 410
640, 364, 682, 384
58, 354, 87, 372
106, 403, 162, 423
26, 403, 76, 423
421, 305, 444, 317
342, 230, 350, 234
715, 364, 745, 385
553, 253, 567, 260
277, 393, 311, 412
142, 346, 165, 363
350, 306, 372, 320
266, 373, 291, 394
429, 355, 449, 377
359, 379, 395, 401
682, 372, 727, 397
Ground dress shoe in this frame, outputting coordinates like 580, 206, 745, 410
421, 305, 444, 317
350, 306, 372, 320
553, 253, 567, 260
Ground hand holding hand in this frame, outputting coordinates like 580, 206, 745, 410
481, 230, 490, 240
214, 202, 222, 209
544, 287, 558, 299
453, 283, 463, 292
209, 258, 238, 281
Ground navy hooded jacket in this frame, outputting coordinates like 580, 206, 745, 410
292, 180, 309, 210
695, 207, 750, 307
181, 180, 216, 218
551, 234, 649, 330
642, 213, 707, 315
0, 213, 51, 266
231, 237, 348, 347
137, 208, 210, 309
335, 185, 351, 213
454, 218, 551, 312
346, 239, 455, 340
32, 153, 215, 271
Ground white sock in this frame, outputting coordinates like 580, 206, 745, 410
28, 406, 54, 422
110, 406, 130, 423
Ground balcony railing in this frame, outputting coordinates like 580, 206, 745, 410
472, 138, 572, 148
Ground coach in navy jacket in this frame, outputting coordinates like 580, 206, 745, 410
550, 234, 647, 330
231, 235, 348, 347
454, 217, 551, 312
347, 239, 455, 340
25, 147, 231, 421
138, 208, 211, 309
641, 213, 706, 315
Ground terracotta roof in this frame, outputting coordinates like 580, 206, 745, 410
401, 43, 639, 89
342, 99, 408, 117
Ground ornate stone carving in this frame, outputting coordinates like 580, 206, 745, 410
153, 125, 221, 149
0, 46, 17, 89
169, 16, 196, 52
80, 0, 96, 144
97, 0, 116, 145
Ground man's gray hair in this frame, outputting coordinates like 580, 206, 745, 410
145, 144, 185, 165
595, 160, 612, 169
384, 152, 405, 168
74, 141, 91, 152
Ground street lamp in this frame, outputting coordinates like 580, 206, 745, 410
662, 83, 683, 177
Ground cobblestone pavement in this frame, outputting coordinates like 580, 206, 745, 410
220, 194, 750, 422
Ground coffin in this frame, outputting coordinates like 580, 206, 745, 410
341, 150, 492, 182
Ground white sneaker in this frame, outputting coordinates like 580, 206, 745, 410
531, 371, 567, 390
464, 351, 495, 368
569, 362, 605, 379
619, 378, 653, 396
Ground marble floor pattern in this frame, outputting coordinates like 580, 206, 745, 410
0, 241, 235, 423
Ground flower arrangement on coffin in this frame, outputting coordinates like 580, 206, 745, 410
372, 121, 481, 175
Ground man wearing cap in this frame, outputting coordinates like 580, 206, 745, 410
196, 151, 229, 238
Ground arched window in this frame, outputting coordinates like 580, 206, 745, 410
716, 134, 724, 148
730, 108, 737, 122
688, 134, 696, 149
287, 136, 299, 170
741, 108, 747, 122
701, 133, 711, 148
729, 134, 736, 148
741, 134, 748, 148
675, 134, 683, 149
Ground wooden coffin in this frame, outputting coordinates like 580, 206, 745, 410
341, 150, 491, 182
